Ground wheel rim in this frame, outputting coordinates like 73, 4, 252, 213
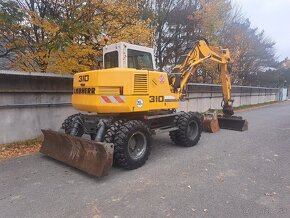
128, 131, 147, 160
187, 120, 198, 140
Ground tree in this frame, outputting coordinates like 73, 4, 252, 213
221, 15, 277, 85
245, 58, 290, 87
141, 0, 187, 70
141, 0, 278, 85
1, 0, 279, 85
141, 0, 231, 72
0, 0, 153, 73
187, 0, 232, 84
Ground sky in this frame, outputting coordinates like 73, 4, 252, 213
233, 0, 290, 61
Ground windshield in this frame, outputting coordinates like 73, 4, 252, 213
128, 49, 153, 70
104, 51, 118, 69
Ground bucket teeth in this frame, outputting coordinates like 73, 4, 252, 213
40, 129, 114, 177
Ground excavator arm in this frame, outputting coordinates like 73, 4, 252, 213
170, 39, 248, 130
170, 39, 233, 116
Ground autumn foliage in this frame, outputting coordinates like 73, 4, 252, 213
140, 0, 277, 85
0, 0, 280, 85
0, 0, 153, 73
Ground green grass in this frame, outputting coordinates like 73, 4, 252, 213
233, 101, 278, 111
216, 101, 278, 113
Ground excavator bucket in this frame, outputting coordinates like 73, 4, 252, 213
218, 116, 248, 131
203, 118, 220, 133
202, 110, 220, 133
40, 129, 114, 177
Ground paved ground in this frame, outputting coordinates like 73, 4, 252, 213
1, 102, 290, 218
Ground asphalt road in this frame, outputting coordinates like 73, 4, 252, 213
1, 102, 290, 218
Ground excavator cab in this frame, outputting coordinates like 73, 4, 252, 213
103, 42, 156, 70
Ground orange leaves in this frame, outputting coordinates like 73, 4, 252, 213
98, 0, 153, 46
194, 0, 231, 43
0, 138, 42, 160
1, 0, 153, 74
28, 11, 59, 35
48, 44, 100, 74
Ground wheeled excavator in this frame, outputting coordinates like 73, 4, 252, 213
40, 39, 248, 177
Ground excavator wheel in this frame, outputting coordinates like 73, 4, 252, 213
170, 112, 202, 147
169, 112, 185, 144
113, 120, 152, 170
104, 119, 127, 166
61, 113, 81, 134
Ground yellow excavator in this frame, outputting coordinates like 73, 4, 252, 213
40, 39, 248, 177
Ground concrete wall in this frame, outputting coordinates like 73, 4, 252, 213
179, 83, 278, 112
0, 71, 279, 144
0, 71, 77, 144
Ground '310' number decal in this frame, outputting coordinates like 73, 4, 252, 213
79, 75, 89, 82
149, 96, 164, 102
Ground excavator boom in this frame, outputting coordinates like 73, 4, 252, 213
169, 39, 247, 131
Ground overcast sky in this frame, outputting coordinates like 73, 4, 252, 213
233, 0, 290, 61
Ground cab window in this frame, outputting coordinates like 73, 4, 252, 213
104, 51, 118, 69
128, 49, 153, 70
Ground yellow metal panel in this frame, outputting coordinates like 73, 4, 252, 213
73, 68, 137, 95
133, 73, 149, 94
97, 87, 121, 95
72, 68, 179, 113
148, 71, 179, 111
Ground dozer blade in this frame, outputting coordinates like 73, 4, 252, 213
40, 129, 114, 177
218, 116, 248, 131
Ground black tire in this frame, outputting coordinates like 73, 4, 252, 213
104, 119, 127, 143
169, 112, 185, 144
170, 112, 202, 147
188, 111, 203, 132
61, 113, 81, 134
104, 119, 127, 165
113, 120, 152, 170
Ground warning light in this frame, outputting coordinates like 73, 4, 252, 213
104, 35, 109, 44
